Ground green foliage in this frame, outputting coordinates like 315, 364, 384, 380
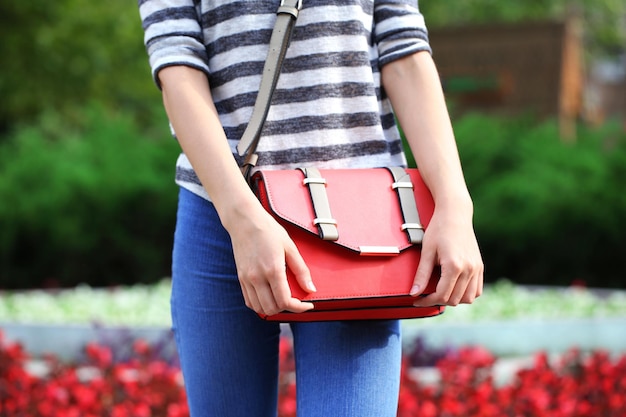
1, 107, 624, 289
0, 104, 179, 289
0, 0, 158, 132
453, 114, 626, 287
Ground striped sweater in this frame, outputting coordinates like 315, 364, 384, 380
139, 0, 432, 200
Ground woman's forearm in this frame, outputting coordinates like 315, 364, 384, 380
158, 66, 261, 230
381, 52, 473, 214
382, 51, 483, 306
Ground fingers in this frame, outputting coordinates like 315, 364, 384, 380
413, 257, 484, 308
240, 266, 314, 316
268, 273, 314, 314
239, 239, 315, 317
240, 274, 314, 316
285, 240, 316, 294
410, 239, 437, 297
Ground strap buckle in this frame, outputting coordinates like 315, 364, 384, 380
313, 218, 338, 226
392, 181, 413, 190
280, 0, 303, 10
303, 177, 327, 185
279, 0, 303, 17
401, 223, 424, 231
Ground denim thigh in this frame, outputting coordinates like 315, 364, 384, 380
172, 187, 402, 417
171, 187, 282, 417
291, 320, 402, 417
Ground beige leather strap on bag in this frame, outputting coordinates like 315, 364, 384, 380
387, 167, 425, 244
237, 0, 303, 179
300, 167, 339, 241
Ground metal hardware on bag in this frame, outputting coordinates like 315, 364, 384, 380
392, 181, 413, 190
313, 218, 337, 226
278, 0, 303, 18
244, 153, 259, 167
280, 0, 303, 9
240, 153, 259, 181
303, 177, 327, 185
313, 217, 337, 226
401, 223, 424, 231
359, 246, 401, 256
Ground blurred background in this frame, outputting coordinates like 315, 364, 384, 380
0, 0, 625, 291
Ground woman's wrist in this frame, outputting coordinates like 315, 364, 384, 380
432, 189, 474, 219
216, 188, 266, 233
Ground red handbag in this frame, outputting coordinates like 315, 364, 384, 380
237, 0, 443, 321
252, 167, 443, 321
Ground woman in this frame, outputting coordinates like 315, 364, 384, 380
138, 1, 483, 415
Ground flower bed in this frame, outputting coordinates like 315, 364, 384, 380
2, 331, 626, 417
0, 331, 187, 417
398, 346, 626, 417
2, 281, 626, 415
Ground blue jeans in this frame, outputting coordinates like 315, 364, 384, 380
171, 187, 402, 417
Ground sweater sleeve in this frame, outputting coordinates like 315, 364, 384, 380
138, 0, 210, 89
373, 0, 432, 67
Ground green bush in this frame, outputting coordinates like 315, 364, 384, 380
0, 104, 180, 289
0, 1, 158, 132
453, 114, 626, 288
2, 107, 624, 289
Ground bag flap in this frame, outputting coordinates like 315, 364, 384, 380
253, 168, 435, 254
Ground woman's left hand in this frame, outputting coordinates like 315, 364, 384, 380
410, 206, 484, 307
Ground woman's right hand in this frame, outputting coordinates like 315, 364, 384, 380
226, 203, 317, 316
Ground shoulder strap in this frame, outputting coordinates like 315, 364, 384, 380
237, 0, 303, 179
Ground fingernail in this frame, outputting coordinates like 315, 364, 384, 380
308, 281, 317, 292
409, 284, 420, 296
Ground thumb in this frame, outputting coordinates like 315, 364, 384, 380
284, 242, 316, 293
410, 244, 437, 296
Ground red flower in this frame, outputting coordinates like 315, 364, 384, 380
85, 342, 113, 368
133, 339, 152, 357
3, 329, 626, 417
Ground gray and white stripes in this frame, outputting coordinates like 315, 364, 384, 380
138, 0, 431, 200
